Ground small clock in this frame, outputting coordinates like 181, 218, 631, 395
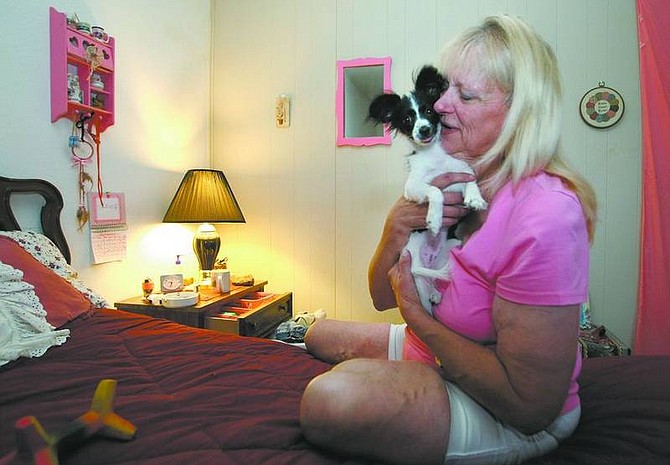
160, 274, 184, 293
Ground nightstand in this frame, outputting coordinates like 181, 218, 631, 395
114, 280, 293, 338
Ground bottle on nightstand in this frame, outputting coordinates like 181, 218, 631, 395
141, 278, 154, 299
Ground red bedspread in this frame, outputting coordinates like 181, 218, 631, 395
0, 309, 368, 465
2, 309, 670, 465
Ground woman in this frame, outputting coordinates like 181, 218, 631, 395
301, 14, 597, 465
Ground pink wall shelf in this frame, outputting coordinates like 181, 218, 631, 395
50, 7, 115, 133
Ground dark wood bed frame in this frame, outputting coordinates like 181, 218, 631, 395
0, 175, 71, 263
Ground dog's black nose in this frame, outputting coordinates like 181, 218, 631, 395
419, 126, 434, 138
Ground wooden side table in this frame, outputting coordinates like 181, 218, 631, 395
114, 280, 293, 338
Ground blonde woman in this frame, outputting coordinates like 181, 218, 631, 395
301, 15, 597, 465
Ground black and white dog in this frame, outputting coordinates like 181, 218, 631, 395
369, 65, 487, 315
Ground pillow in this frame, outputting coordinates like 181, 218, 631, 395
0, 231, 107, 308
0, 236, 94, 328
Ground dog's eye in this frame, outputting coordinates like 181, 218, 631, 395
403, 115, 412, 125
425, 108, 434, 115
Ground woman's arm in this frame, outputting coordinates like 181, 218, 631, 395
368, 197, 428, 310
368, 173, 472, 310
389, 251, 579, 434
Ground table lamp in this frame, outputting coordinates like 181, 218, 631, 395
162, 169, 245, 283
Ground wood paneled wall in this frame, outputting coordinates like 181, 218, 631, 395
212, 0, 641, 345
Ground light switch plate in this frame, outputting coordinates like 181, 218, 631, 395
275, 94, 290, 128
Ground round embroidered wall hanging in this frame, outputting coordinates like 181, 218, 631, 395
579, 82, 625, 129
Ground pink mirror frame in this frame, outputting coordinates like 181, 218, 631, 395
336, 56, 392, 147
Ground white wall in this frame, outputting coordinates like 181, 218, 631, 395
212, 0, 641, 346
0, 0, 641, 347
0, 0, 211, 303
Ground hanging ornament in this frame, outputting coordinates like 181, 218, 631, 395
75, 167, 94, 230
579, 81, 625, 129
70, 116, 95, 230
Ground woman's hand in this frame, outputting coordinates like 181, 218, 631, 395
388, 251, 424, 325
368, 172, 474, 311
431, 172, 476, 230
385, 172, 475, 241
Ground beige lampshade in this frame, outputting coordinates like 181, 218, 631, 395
162, 169, 245, 224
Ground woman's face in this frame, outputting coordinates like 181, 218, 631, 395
434, 57, 509, 168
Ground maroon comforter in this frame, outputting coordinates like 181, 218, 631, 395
0, 309, 367, 465
1, 309, 669, 465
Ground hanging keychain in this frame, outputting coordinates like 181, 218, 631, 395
86, 119, 105, 205
70, 116, 94, 230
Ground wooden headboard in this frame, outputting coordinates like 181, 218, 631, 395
0, 175, 71, 263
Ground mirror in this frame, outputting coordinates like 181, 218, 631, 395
336, 56, 392, 146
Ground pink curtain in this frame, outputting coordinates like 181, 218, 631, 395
635, 0, 670, 355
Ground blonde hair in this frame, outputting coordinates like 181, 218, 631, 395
440, 15, 597, 241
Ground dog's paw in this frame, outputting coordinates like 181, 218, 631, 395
465, 196, 488, 211
426, 216, 441, 235
429, 290, 442, 305
426, 205, 444, 235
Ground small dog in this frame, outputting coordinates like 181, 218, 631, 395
369, 65, 487, 315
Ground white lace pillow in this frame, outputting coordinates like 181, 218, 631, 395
0, 262, 70, 367
0, 231, 107, 308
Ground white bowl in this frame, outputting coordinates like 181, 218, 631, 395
155, 291, 199, 308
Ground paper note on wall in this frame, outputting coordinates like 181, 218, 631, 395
88, 192, 127, 264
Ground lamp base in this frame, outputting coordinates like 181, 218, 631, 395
193, 223, 221, 285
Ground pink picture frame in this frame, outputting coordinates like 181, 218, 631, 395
88, 192, 126, 227
336, 56, 392, 146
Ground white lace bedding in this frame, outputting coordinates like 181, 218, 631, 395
0, 231, 107, 366
0, 262, 69, 366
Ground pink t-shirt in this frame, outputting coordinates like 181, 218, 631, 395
404, 171, 589, 414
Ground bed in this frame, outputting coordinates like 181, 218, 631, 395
1, 175, 669, 465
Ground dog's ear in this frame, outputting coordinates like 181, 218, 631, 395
368, 93, 401, 124
415, 65, 447, 99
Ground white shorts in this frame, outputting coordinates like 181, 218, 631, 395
388, 324, 580, 465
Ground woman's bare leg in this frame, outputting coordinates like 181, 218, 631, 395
304, 319, 391, 363
300, 358, 451, 465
